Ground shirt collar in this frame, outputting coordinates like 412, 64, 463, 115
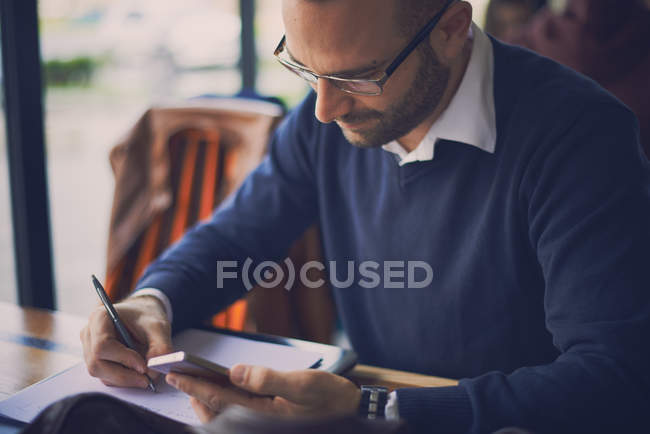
382, 22, 497, 165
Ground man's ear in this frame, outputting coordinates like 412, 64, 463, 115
430, 1, 473, 62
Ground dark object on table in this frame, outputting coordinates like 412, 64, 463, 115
21, 393, 190, 434
195, 405, 408, 434
20, 393, 408, 434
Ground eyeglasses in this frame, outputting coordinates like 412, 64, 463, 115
273, 0, 455, 96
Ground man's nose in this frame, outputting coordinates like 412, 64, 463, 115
313, 79, 354, 124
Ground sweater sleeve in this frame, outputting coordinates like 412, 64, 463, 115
397, 102, 650, 433
135, 95, 320, 332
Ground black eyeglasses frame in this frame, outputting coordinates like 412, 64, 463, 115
273, 0, 456, 96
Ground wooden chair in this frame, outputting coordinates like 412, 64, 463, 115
104, 98, 335, 341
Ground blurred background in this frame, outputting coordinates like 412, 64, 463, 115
0, 0, 503, 315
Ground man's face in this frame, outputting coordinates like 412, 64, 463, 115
282, 0, 450, 148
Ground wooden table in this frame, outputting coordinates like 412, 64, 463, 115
0, 301, 456, 400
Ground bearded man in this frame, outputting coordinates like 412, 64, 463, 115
81, 0, 650, 432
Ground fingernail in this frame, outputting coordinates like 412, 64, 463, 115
230, 365, 247, 385
166, 374, 177, 387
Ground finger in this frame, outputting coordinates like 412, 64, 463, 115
229, 365, 314, 403
190, 397, 217, 423
144, 325, 174, 361
167, 373, 273, 414
83, 329, 149, 387
140, 321, 173, 378
80, 326, 89, 347
147, 368, 163, 382
93, 336, 148, 374
86, 359, 151, 389
144, 340, 173, 380
145, 336, 173, 360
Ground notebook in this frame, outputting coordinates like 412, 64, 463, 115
0, 328, 343, 425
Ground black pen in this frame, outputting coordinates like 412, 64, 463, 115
91, 274, 156, 392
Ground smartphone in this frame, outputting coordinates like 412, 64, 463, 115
147, 351, 230, 383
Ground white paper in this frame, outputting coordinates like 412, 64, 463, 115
0, 329, 323, 425
0, 364, 200, 425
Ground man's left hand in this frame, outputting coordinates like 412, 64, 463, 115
166, 364, 361, 423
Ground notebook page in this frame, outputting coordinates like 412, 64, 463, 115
0, 363, 200, 425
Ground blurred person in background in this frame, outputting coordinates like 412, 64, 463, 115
510, 0, 650, 158
484, 0, 543, 41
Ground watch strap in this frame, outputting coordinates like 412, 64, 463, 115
358, 385, 388, 419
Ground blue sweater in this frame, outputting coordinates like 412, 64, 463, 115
138, 40, 650, 433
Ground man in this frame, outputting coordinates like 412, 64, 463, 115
81, 0, 650, 432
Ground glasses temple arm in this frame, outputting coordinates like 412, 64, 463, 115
384, 0, 455, 77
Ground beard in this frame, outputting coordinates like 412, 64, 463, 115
337, 44, 450, 148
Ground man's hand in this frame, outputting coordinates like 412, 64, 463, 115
166, 364, 361, 423
80, 295, 173, 388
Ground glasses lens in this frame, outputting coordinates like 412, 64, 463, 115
278, 60, 317, 85
334, 79, 382, 96
276, 56, 383, 95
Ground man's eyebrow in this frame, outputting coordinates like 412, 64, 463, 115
285, 46, 382, 77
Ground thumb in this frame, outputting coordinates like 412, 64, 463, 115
142, 326, 173, 380
145, 337, 173, 360
230, 365, 309, 402
144, 335, 173, 380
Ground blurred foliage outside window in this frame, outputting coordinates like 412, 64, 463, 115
43, 57, 102, 86
38, 0, 243, 315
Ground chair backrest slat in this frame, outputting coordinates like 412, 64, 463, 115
130, 215, 163, 291
199, 130, 221, 221
170, 131, 201, 243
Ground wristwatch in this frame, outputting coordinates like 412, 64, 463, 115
357, 385, 388, 419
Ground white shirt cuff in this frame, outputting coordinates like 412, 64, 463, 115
385, 390, 400, 420
132, 288, 173, 323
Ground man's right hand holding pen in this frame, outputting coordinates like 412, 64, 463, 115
80, 295, 173, 389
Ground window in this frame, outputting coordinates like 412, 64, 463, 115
0, 25, 18, 304
255, 0, 309, 107
39, 0, 241, 314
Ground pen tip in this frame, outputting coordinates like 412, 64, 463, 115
145, 375, 156, 392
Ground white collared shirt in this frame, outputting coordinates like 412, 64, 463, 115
382, 22, 497, 165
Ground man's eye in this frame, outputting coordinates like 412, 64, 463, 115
358, 69, 383, 79
343, 71, 377, 80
